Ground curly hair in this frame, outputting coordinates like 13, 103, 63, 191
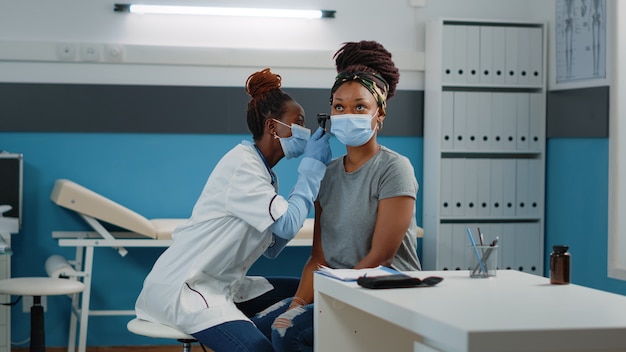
245, 68, 295, 140
333, 40, 400, 100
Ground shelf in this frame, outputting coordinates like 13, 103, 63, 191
442, 84, 544, 91
441, 151, 543, 158
423, 18, 547, 274
440, 217, 542, 223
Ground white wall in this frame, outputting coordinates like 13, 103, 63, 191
0, 0, 553, 89
608, 0, 625, 280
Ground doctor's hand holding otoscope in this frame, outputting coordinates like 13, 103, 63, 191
302, 126, 332, 165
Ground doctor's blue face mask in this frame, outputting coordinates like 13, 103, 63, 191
273, 119, 311, 159
330, 110, 379, 147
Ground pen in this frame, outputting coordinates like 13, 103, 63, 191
478, 227, 484, 246
466, 227, 487, 274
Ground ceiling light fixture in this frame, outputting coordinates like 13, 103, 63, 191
114, 4, 336, 19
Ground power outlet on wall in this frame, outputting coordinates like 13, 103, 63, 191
80, 44, 101, 62
56, 43, 77, 61
22, 296, 47, 313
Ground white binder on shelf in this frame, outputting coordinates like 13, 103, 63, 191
440, 158, 453, 217
489, 159, 504, 217
517, 27, 531, 86
442, 24, 455, 84
466, 25, 480, 84
502, 159, 517, 217
490, 92, 505, 150
437, 224, 453, 270
492, 25, 506, 84
526, 222, 542, 273
452, 223, 469, 270
500, 223, 517, 270
488, 222, 504, 269
515, 159, 530, 217
479, 25, 494, 84
464, 159, 479, 217
453, 25, 468, 84
529, 93, 544, 152
513, 223, 529, 272
451, 158, 466, 217
452, 91, 467, 150
476, 158, 491, 217
502, 93, 518, 151
478, 92, 492, 151
529, 27, 543, 86
465, 92, 481, 150
516, 93, 530, 151
441, 91, 455, 150
528, 158, 543, 218
505, 26, 519, 85
516, 222, 539, 273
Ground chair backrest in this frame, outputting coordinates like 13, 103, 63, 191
50, 179, 158, 239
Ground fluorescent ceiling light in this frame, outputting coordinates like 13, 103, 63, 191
114, 4, 336, 19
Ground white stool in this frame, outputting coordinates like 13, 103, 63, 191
127, 318, 197, 352
0, 277, 85, 352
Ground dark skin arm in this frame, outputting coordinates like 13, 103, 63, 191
289, 195, 415, 308
354, 195, 415, 269
289, 201, 327, 308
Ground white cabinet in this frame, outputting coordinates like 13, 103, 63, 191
0, 235, 10, 352
423, 19, 547, 275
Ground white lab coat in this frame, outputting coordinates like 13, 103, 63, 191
135, 141, 289, 334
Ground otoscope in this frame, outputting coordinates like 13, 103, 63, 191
317, 113, 330, 135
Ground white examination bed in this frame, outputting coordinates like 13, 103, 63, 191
50, 178, 314, 352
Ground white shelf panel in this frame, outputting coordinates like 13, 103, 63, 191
423, 18, 547, 275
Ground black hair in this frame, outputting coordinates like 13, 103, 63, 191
333, 40, 400, 99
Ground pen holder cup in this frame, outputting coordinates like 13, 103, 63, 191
469, 245, 498, 278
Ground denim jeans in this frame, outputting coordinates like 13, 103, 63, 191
252, 298, 314, 352
191, 276, 300, 352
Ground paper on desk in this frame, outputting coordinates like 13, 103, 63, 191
316, 265, 401, 281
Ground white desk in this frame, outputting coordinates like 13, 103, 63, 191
314, 270, 626, 352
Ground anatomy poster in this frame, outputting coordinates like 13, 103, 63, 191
555, 0, 606, 83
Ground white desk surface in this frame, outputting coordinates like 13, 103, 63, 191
314, 270, 626, 352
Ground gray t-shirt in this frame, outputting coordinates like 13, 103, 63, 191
317, 146, 421, 271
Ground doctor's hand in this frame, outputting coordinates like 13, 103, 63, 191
303, 127, 331, 165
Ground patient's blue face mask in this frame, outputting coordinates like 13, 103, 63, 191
330, 110, 378, 147
273, 119, 311, 159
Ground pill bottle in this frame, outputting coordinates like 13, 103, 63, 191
550, 245, 570, 284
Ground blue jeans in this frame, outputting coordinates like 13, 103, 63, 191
191, 276, 300, 352
252, 298, 314, 352
192, 320, 273, 352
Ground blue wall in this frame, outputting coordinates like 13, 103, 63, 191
545, 138, 626, 292
0, 132, 422, 347
3, 132, 625, 347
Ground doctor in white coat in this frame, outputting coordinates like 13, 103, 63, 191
135, 68, 331, 352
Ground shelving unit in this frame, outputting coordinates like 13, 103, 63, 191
0, 235, 11, 352
423, 18, 547, 275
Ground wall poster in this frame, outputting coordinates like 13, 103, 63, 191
555, 0, 606, 83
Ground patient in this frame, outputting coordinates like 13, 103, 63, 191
134, 68, 331, 352
252, 41, 421, 352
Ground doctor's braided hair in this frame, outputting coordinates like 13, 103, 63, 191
332, 40, 400, 104
246, 68, 296, 141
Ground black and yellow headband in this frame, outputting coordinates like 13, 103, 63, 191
330, 71, 389, 114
